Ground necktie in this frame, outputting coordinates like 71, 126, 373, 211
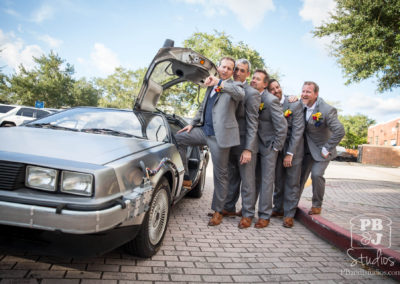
304, 107, 308, 124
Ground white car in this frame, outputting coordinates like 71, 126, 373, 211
0, 104, 54, 127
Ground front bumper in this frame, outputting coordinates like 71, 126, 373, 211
0, 182, 153, 234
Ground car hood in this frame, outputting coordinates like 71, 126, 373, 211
134, 40, 217, 112
0, 127, 163, 166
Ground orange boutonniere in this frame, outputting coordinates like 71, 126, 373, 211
284, 109, 292, 118
259, 102, 264, 111
312, 112, 323, 127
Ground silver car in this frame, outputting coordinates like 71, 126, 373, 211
0, 40, 217, 257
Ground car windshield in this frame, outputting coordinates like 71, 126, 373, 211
25, 107, 144, 138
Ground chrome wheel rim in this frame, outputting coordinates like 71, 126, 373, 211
148, 188, 169, 246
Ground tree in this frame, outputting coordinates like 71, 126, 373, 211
2, 51, 99, 107
157, 31, 273, 116
313, 0, 400, 92
339, 114, 376, 148
96, 67, 146, 109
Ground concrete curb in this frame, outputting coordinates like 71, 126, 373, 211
296, 203, 400, 281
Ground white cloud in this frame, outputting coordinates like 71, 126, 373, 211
38, 34, 63, 48
346, 93, 400, 122
90, 43, 120, 75
179, 0, 275, 30
299, 0, 336, 27
31, 4, 55, 23
0, 29, 44, 71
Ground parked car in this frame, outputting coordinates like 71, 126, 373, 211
334, 146, 357, 162
0, 104, 54, 127
0, 39, 215, 257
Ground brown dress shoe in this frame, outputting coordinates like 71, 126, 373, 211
283, 217, 294, 228
238, 217, 252, 229
308, 207, 322, 215
254, 218, 270, 228
271, 211, 284, 217
208, 212, 223, 226
236, 209, 242, 217
222, 209, 237, 217
183, 179, 192, 188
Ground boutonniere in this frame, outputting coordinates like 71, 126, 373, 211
284, 109, 292, 118
259, 102, 264, 111
215, 86, 222, 93
312, 112, 323, 127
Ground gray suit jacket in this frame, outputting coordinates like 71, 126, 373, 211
257, 90, 287, 155
191, 79, 245, 148
303, 97, 345, 161
232, 82, 261, 154
282, 95, 305, 165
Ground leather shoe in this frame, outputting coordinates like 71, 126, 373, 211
238, 217, 252, 229
183, 179, 192, 188
207, 209, 236, 217
308, 207, 322, 215
283, 217, 294, 228
208, 212, 223, 226
271, 211, 284, 217
236, 209, 242, 217
254, 218, 270, 228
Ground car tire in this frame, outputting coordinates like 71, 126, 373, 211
187, 165, 206, 198
125, 177, 171, 258
1, 122, 15, 127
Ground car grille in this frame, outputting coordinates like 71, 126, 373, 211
0, 161, 25, 190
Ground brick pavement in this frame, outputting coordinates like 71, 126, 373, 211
0, 163, 397, 283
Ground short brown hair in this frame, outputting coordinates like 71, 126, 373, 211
254, 69, 269, 83
219, 56, 235, 67
303, 81, 319, 93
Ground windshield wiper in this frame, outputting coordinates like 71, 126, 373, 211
80, 128, 143, 138
26, 123, 79, 132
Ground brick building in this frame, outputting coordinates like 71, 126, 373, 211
368, 118, 400, 146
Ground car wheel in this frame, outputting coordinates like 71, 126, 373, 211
125, 177, 171, 258
187, 165, 206, 198
1, 122, 15, 127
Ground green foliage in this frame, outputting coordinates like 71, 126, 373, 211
313, 0, 400, 92
2, 51, 99, 107
96, 67, 146, 109
339, 114, 376, 148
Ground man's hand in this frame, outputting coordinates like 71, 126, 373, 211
321, 147, 330, 159
177, 124, 193, 133
283, 154, 293, 168
240, 149, 252, 165
204, 76, 219, 87
288, 95, 299, 103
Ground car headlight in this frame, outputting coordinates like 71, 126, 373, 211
61, 171, 93, 196
26, 166, 58, 191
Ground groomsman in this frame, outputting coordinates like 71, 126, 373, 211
222, 59, 260, 229
268, 79, 304, 228
176, 57, 244, 226
251, 70, 287, 228
299, 81, 345, 215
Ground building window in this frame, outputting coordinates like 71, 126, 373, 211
375, 136, 378, 145
384, 140, 387, 146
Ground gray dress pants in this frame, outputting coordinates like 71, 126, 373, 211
176, 127, 231, 212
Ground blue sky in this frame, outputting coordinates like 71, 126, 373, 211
1, 0, 399, 124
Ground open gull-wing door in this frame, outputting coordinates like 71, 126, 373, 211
134, 39, 218, 112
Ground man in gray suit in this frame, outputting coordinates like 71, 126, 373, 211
268, 79, 305, 228
299, 81, 345, 215
251, 70, 287, 228
176, 57, 245, 226
220, 59, 260, 229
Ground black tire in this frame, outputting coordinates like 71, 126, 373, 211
1, 122, 15, 127
124, 177, 171, 258
187, 164, 206, 198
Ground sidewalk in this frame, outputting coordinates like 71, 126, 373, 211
298, 161, 400, 280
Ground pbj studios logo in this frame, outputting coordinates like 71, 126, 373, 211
346, 214, 395, 267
